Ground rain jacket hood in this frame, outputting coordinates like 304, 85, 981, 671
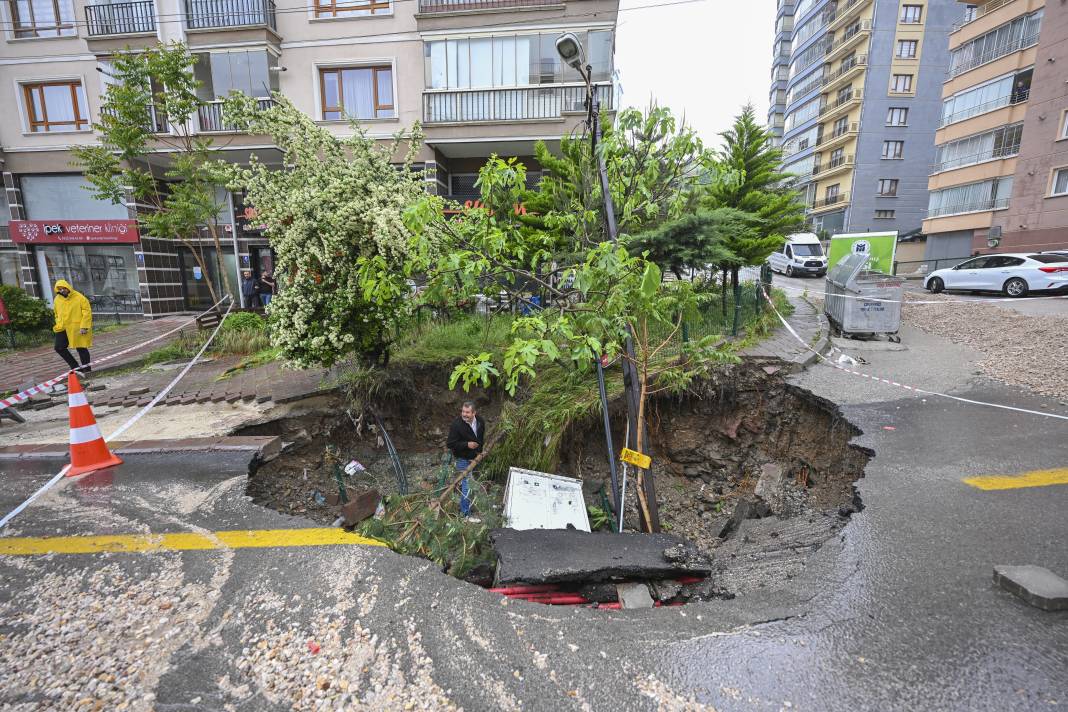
52, 280, 93, 349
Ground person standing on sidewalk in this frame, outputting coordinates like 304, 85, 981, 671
446, 400, 486, 516
241, 270, 260, 309
52, 279, 93, 374
259, 269, 276, 307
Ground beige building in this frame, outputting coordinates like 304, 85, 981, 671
0, 0, 617, 314
922, 0, 1067, 259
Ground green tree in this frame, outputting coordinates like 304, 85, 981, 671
627, 208, 747, 280
73, 42, 233, 305
218, 94, 429, 368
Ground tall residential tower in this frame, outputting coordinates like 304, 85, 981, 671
774, 0, 963, 236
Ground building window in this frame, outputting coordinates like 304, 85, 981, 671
8, 0, 76, 37
887, 107, 909, 126
1061, 111, 1068, 140
896, 40, 918, 58
22, 81, 89, 133
877, 178, 899, 196
891, 74, 913, 93
1053, 168, 1068, 197
900, 4, 922, 23
314, 0, 390, 17
825, 184, 840, 202
882, 140, 904, 159
319, 66, 395, 120
874, 209, 896, 219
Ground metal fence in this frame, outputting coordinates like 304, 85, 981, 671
85, 0, 156, 35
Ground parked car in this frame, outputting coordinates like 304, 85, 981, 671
767, 233, 828, 277
924, 253, 1068, 297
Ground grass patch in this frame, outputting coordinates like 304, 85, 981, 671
393, 314, 514, 365
141, 331, 202, 367
217, 346, 282, 380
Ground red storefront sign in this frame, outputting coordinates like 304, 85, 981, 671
0, 296, 9, 326
9, 220, 140, 244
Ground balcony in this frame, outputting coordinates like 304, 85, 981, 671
939, 88, 1029, 127
423, 83, 612, 124
929, 144, 1020, 174
185, 0, 276, 30
822, 54, 867, 92
815, 121, 858, 151
825, 20, 872, 62
927, 196, 1009, 218
812, 154, 854, 179
819, 89, 863, 121
948, 31, 1040, 79
827, 0, 872, 32
418, 0, 559, 11
85, 0, 155, 35
952, 0, 1014, 32
197, 98, 275, 133
810, 192, 850, 213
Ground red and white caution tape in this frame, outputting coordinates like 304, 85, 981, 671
761, 285, 1068, 422
771, 281, 1068, 305
0, 296, 230, 412
0, 300, 235, 530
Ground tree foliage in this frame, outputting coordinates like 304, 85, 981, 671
72, 42, 233, 303
219, 95, 429, 367
627, 208, 749, 279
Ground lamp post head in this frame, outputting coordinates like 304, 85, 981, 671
555, 33, 586, 71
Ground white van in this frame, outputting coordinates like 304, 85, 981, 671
767, 232, 828, 277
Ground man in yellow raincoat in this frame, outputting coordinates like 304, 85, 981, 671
52, 279, 93, 373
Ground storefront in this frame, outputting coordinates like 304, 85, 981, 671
10, 218, 143, 314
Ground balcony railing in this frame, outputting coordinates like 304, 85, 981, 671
939, 88, 1029, 127
85, 0, 155, 35
787, 72, 826, 104
822, 54, 867, 91
423, 83, 613, 124
819, 89, 863, 118
826, 0, 871, 29
815, 121, 858, 149
185, 0, 276, 30
103, 104, 168, 133
948, 31, 1040, 78
418, 0, 558, 11
952, 0, 1014, 31
812, 154, 854, 177
826, 20, 872, 56
197, 97, 274, 132
811, 192, 849, 210
930, 144, 1020, 174
927, 196, 1010, 218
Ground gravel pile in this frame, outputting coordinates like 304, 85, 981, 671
903, 297, 1068, 400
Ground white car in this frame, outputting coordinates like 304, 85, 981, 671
924, 253, 1068, 297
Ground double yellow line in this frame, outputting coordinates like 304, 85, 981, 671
0, 527, 385, 556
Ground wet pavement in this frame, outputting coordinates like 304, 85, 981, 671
2, 329, 1067, 710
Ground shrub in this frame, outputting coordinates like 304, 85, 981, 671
0, 285, 51, 332
221, 311, 266, 333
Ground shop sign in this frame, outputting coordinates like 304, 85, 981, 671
10, 220, 140, 245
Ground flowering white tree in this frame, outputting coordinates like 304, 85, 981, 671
219, 95, 429, 367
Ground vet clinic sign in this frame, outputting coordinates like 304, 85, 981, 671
10, 220, 140, 244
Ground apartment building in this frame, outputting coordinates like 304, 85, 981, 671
0, 0, 618, 315
773, 0, 962, 237
923, 0, 1067, 258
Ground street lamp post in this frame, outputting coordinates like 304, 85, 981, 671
556, 34, 660, 533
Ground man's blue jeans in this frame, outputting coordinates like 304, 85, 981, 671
456, 458, 472, 516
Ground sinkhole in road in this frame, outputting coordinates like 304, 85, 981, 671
241, 361, 872, 603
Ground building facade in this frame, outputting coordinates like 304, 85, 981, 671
923, 0, 1067, 257
0, 0, 618, 315
773, 0, 962, 237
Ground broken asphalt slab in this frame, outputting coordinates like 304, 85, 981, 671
993, 565, 1068, 611
491, 528, 712, 585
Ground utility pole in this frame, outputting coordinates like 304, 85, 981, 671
556, 34, 660, 532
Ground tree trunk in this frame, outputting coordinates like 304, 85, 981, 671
205, 222, 234, 301
720, 267, 728, 317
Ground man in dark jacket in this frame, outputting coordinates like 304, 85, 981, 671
241, 270, 260, 308
446, 400, 485, 516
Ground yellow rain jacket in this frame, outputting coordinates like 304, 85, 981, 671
52, 279, 93, 349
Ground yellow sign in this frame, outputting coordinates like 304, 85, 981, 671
620, 448, 651, 469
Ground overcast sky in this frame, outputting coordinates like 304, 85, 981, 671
614, 0, 776, 144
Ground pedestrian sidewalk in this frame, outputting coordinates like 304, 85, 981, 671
743, 292, 828, 366
0, 316, 195, 394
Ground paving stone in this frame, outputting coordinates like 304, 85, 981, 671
196, 395, 212, 404
128, 387, 150, 396
211, 393, 227, 403
993, 565, 1068, 611
136, 397, 151, 407
256, 395, 271, 404
226, 394, 241, 403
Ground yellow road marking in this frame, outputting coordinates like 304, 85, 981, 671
0, 528, 386, 556
963, 468, 1068, 491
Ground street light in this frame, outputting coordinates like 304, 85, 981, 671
556, 34, 660, 533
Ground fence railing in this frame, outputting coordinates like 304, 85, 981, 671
418, 0, 557, 10
952, 0, 1015, 31
819, 88, 863, 118
423, 83, 612, 124
184, 0, 276, 29
85, 0, 155, 35
812, 192, 849, 210
197, 97, 274, 132
939, 88, 1029, 127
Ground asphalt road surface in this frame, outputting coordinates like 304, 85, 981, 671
0, 322, 1066, 710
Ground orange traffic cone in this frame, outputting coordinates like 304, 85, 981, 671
65, 372, 122, 477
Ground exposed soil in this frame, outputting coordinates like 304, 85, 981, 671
242, 360, 871, 598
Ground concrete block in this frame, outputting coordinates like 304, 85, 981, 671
993, 565, 1068, 611
340, 489, 381, 526
616, 582, 654, 609
754, 463, 787, 514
